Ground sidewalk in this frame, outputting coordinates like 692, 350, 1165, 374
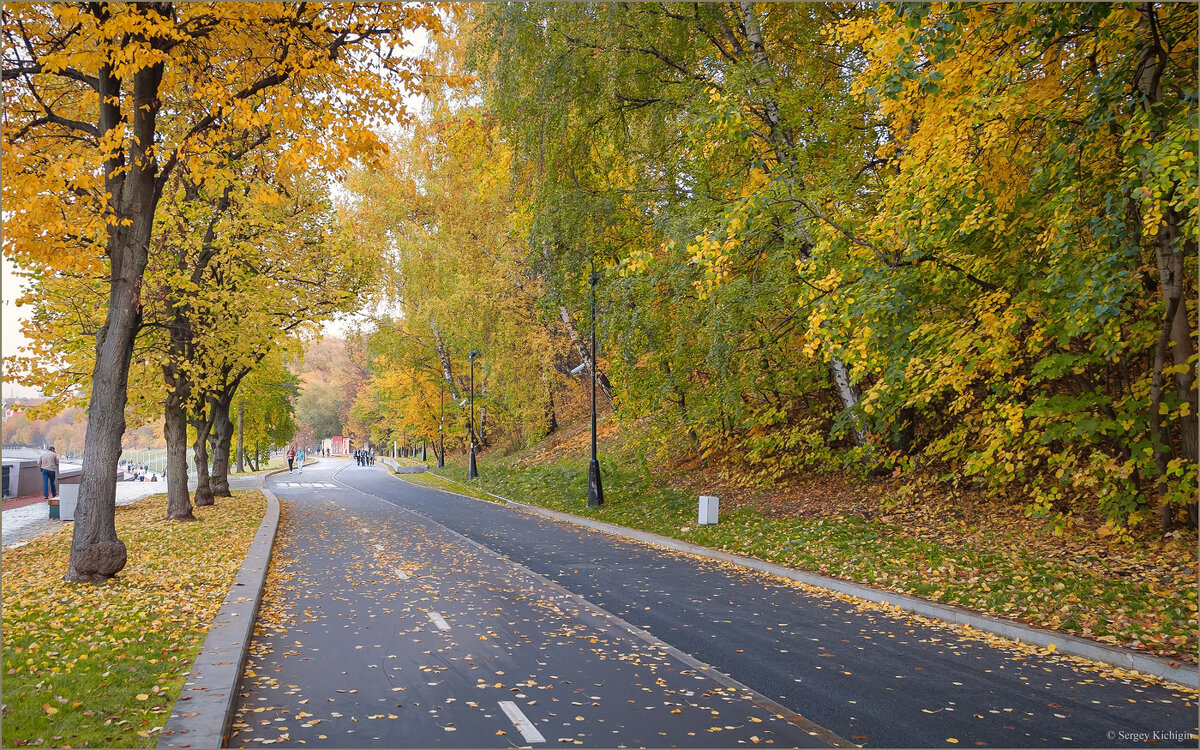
2, 480, 170, 549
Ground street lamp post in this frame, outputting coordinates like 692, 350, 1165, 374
468, 349, 479, 480
588, 264, 604, 507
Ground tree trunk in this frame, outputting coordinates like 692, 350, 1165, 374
236, 401, 245, 473
1151, 297, 1179, 533
209, 392, 235, 497
1135, 2, 1198, 529
67, 267, 139, 581
163, 381, 195, 521
559, 306, 614, 404
479, 377, 488, 447
191, 413, 216, 507
544, 370, 558, 435
738, 2, 874, 451
829, 357, 868, 448
431, 322, 464, 401
66, 53, 165, 582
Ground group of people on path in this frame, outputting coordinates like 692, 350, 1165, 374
354, 449, 374, 467
286, 446, 308, 474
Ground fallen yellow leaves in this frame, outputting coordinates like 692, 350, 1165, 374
2, 490, 266, 748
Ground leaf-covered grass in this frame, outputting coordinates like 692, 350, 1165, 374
1, 490, 266, 748
430, 455, 1198, 663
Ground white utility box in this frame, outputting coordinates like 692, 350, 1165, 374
59, 484, 80, 521
698, 495, 719, 525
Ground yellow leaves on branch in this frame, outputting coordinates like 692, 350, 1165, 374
4, 2, 440, 272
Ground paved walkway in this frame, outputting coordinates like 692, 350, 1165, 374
194, 458, 1199, 749
227, 459, 837, 748
2, 475, 265, 549
1, 480, 169, 548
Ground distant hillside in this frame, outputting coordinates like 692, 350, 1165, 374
2, 401, 163, 456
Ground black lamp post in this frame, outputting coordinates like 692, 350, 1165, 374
468, 349, 479, 480
438, 380, 446, 468
588, 263, 604, 507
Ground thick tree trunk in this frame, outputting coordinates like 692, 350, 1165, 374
66, 53, 165, 582
163, 383, 195, 521
559, 306, 614, 404
1151, 297, 1179, 533
209, 392, 235, 497
67, 268, 139, 581
191, 413, 216, 507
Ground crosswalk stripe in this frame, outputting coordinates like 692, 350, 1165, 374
427, 611, 450, 631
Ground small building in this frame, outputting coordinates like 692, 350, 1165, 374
321, 436, 352, 456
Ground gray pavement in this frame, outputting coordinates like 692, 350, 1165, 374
332, 461, 1197, 748
1, 474, 267, 549
228, 459, 837, 748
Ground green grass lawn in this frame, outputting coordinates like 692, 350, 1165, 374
1, 491, 266, 748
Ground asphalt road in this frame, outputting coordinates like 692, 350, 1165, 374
230, 460, 835, 748
230, 459, 1197, 748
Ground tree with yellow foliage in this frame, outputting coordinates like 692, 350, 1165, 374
3, 2, 441, 581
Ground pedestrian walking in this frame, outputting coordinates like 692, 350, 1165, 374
287, 446, 296, 472
39, 445, 59, 501
296, 447, 306, 474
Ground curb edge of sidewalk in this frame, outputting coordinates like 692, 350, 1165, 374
158, 475, 284, 748
416, 470, 1198, 691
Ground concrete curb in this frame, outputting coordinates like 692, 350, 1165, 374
378, 456, 428, 474
417, 471, 1197, 691
158, 482, 283, 748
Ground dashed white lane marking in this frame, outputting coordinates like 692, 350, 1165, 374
427, 611, 450, 631
278, 482, 338, 488
374, 544, 384, 551
498, 701, 545, 743
396, 569, 409, 579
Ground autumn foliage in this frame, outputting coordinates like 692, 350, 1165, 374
345, 3, 1196, 537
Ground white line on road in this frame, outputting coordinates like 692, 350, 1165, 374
374, 544, 384, 551
498, 701, 545, 744
396, 569, 409, 579
427, 611, 450, 631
